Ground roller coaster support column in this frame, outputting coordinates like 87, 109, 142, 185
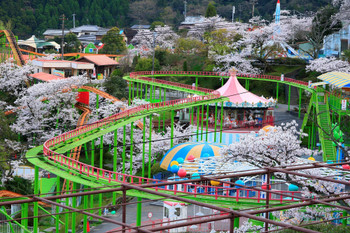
136, 197, 142, 226
195, 76, 198, 88
299, 88, 302, 118
83, 191, 88, 233
56, 176, 60, 233
128, 82, 131, 105
342, 211, 348, 225
234, 217, 239, 229
206, 105, 209, 142
122, 126, 126, 174
163, 88, 166, 131
130, 123, 134, 175
100, 136, 103, 175
288, 85, 291, 111
132, 81, 135, 100
72, 182, 76, 233
21, 202, 28, 230
148, 115, 152, 178
196, 106, 200, 140
158, 88, 161, 132
245, 79, 249, 90
33, 166, 39, 233
214, 103, 218, 142
145, 85, 148, 100
265, 171, 271, 232
65, 180, 69, 233
220, 102, 224, 143
171, 110, 174, 147
201, 105, 204, 141
137, 82, 139, 98
142, 117, 146, 178
96, 94, 99, 109
150, 85, 153, 102
276, 83, 279, 107
113, 129, 117, 205
91, 139, 95, 219
140, 83, 143, 98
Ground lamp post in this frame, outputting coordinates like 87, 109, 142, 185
152, 32, 157, 77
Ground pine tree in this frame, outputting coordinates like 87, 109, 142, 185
205, 2, 217, 18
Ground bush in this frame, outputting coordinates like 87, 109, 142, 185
135, 58, 160, 71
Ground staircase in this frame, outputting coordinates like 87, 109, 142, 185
315, 92, 336, 161
3, 30, 25, 66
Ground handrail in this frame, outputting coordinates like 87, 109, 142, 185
129, 71, 309, 87
129, 75, 219, 95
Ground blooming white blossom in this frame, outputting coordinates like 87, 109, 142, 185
131, 25, 179, 56
306, 57, 350, 73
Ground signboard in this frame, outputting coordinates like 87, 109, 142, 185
76, 92, 89, 105
342, 99, 347, 110
53, 69, 64, 78
147, 212, 153, 219
97, 73, 103, 80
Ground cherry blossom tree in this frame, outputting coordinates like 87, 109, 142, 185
306, 56, 350, 73
10, 76, 87, 144
0, 61, 34, 97
220, 121, 347, 197
131, 25, 179, 56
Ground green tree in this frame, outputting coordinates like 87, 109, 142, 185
135, 58, 160, 71
150, 21, 165, 30
205, 2, 217, 18
2, 177, 33, 195
175, 38, 207, 55
64, 32, 81, 53
100, 27, 126, 54
103, 69, 128, 99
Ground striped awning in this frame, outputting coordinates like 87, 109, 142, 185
310, 82, 328, 88
317, 72, 350, 88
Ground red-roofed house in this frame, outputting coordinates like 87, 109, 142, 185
76, 55, 119, 79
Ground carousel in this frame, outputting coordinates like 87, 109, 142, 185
180, 69, 276, 129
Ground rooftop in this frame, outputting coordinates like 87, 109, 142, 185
43, 29, 70, 36
181, 16, 206, 25
71, 25, 107, 33
30, 72, 65, 82
131, 25, 151, 30
76, 55, 119, 66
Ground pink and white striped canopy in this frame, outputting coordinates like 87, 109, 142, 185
216, 75, 270, 105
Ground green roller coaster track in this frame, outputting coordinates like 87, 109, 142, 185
18, 71, 346, 232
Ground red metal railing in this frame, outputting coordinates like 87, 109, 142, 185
129, 75, 218, 95
130, 71, 309, 87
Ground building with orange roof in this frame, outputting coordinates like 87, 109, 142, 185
76, 55, 119, 79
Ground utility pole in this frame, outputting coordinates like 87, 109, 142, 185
183, 0, 187, 19
152, 32, 156, 77
60, 14, 65, 60
250, 0, 258, 17
72, 13, 76, 28
232, 6, 236, 22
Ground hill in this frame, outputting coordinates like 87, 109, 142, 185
0, 0, 331, 38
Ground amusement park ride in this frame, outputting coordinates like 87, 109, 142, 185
1, 29, 350, 233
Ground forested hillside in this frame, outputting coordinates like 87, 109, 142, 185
0, 0, 331, 38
